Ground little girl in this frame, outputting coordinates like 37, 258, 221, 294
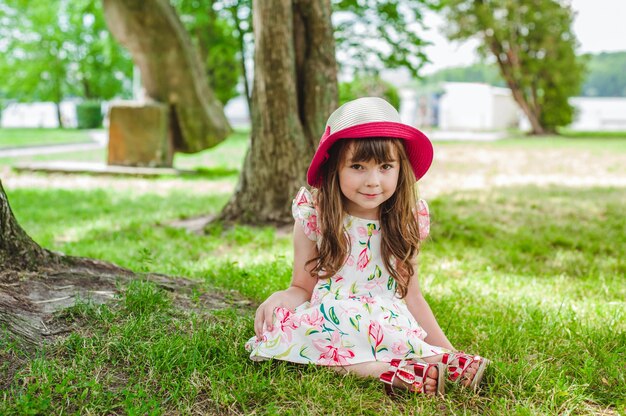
245, 97, 490, 396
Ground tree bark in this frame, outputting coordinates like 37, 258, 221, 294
488, 37, 545, 135
0, 180, 207, 348
55, 102, 64, 129
102, 0, 231, 153
0, 181, 59, 271
220, 0, 337, 224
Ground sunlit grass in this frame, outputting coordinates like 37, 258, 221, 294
0, 128, 96, 148
0, 128, 250, 171
1, 182, 624, 414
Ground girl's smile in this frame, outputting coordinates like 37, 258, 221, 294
339, 146, 400, 219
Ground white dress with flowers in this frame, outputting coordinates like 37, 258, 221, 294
245, 187, 447, 366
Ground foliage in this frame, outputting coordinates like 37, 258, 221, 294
172, 0, 246, 105
581, 51, 626, 97
421, 51, 626, 98
333, 0, 433, 78
441, 0, 586, 134
425, 63, 505, 86
339, 76, 401, 109
0, 0, 133, 105
76, 101, 103, 129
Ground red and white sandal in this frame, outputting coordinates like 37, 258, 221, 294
441, 352, 490, 391
379, 359, 445, 397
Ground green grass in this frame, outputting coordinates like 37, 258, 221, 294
1, 179, 624, 414
0, 128, 96, 149
558, 128, 626, 139
0, 128, 250, 173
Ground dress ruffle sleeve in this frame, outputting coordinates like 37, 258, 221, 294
415, 199, 430, 241
292, 187, 320, 242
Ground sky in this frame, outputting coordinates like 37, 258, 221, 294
420, 0, 626, 74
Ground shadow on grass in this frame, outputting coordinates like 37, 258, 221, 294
426, 186, 626, 280
1, 278, 623, 414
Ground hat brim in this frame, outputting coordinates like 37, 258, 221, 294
307, 121, 433, 187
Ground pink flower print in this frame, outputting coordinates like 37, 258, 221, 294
300, 309, 324, 329
306, 214, 319, 236
392, 341, 409, 356
310, 290, 321, 305
359, 295, 376, 307
296, 190, 310, 206
368, 321, 385, 358
345, 255, 355, 267
407, 327, 427, 340
313, 331, 355, 366
415, 199, 430, 240
357, 226, 368, 238
357, 247, 370, 271
338, 304, 360, 319
364, 278, 384, 291
275, 307, 299, 343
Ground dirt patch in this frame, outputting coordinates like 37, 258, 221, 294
419, 145, 626, 199
0, 166, 236, 196
3, 145, 625, 201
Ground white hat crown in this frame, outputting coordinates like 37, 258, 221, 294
326, 97, 401, 134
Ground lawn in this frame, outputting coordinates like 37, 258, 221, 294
0, 128, 249, 173
0, 128, 96, 149
0, 132, 625, 415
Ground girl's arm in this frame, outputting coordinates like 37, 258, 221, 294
404, 260, 455, 350
253, 221, 319, 338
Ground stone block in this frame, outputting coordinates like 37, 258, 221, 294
107, 102, 173, 167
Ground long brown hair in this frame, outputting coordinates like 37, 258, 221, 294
308, 138, 422, 298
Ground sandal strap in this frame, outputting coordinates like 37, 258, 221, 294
380, 359, 434, 394
443, 352, 482, 382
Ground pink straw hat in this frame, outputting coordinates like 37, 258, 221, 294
307, 97, 434, 188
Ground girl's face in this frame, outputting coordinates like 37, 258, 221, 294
338, 143, 400, 219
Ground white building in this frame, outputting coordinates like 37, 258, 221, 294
568, 97, 626, 131
1, 101, 80, 128
433, 82, 520, 131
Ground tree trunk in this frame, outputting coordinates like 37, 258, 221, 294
55, 102, 64, 129
220, 0, 337, 224
0, 180, 205, 348
492, 54, 545, 135
102, 0, 231, 153
0, 181, 59, 271
485, 29, 545, 134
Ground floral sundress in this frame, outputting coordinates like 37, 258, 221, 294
245, 187, 447, 366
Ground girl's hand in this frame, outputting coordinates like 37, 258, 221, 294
253, 221, 318, 340
254, 290, 291, 339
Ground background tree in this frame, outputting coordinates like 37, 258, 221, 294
219, 0, 337, 224
102, 0, 231, 153
172, 0, 243, 105
339, 76, 401, 109
219, 0, 436, 224
441, 0, 586, 134
0, 0, 132, 127
333, 0, 432, 78
424, 62, 505, 86
581, 52, 626, 97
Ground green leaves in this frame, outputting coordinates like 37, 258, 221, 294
441, 0, 586, 133
0, 0, 132, 105
332, 0, 433, 78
